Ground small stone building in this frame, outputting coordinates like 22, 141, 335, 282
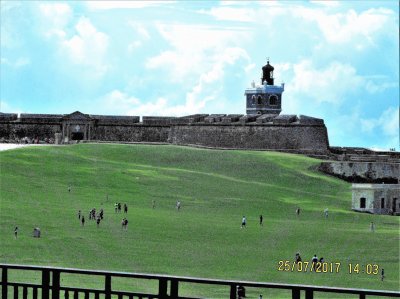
352, 184, 400, 215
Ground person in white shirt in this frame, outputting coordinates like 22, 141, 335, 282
241, 216, 246, 228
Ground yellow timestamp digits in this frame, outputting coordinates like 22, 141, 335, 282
348, 263, 379, 275
277, 261, 341, 273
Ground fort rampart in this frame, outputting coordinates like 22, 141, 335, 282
0, 111, 330, 153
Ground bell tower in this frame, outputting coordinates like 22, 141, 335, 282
245, 59, 284, 115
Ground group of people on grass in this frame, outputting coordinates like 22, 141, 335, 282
78, 207, 104, 227
296, 207, 329, 218
114, 202, 128, 213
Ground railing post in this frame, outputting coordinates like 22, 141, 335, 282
105, 275, 112, 299
230, 284, 236, 299
305, 289, 313, 299
2, 266, 8, 299
170, 278, 178, 298
359, 294, 366, 299
292, 288, 300, 299
158, 278, 168, 299
52, 270, 60, 299
42, 269, 50, 299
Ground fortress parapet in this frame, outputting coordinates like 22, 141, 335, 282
204, 114, 226, 123
91, 115, 140, 125
0, 113, 18, 121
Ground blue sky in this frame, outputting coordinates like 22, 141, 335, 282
1, 1, 399, 150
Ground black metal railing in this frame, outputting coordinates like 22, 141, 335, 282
1, 264, 399, 299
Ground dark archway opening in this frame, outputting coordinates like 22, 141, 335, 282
71, 132, 84, 140
392, 198, 398, 212
360, 197, 366, 209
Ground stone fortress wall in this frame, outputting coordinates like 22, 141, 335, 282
0, 112, 329, 153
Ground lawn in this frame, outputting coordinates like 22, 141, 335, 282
0, 144, 398, 298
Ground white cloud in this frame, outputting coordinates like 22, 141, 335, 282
198, 7, 255, 22
61, 17, 110, 77
38, 3, 72, 38
106, 47, 249, 116
360, 107, 399, 137
127, 22, 150, 52
295, 7, 395, 44
365, 81, 398, 94
290, 60, 364, 104
86, 1, 175, 10
102, 90, 140, 111
310, 1, 340, 8
128, 40, 142, 52
146, 23, 250, 82
128, 22, 150, 40
1, 56, 30, 68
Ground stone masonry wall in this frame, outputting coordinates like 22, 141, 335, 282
319, 162, 399, 183
93, 125, 170, 142
0, 122, 61, 140
168, 124, 329, 152
0, 112, 330, 153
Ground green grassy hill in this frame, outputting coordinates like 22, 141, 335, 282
0, 144, 399, 298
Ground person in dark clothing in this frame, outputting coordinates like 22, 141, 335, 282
237, 285, 246, 298
259, 215, 263, 226
311, 254, 318, 271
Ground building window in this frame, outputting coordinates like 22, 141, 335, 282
257, 95, 262, 105
381, 198, 385, 209
360, 197, 366, 209
269, 95, 278, 106
251, 95, 256, 105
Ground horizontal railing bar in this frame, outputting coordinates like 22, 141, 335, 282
6, 282, 41, 288
1, 263, 399, 297
61, 286, 158, 297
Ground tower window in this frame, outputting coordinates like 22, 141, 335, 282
381, 198, 385, 209
251, 95, 256, 105
360, 197, 366, 209
269, 95, 278, 106
257, 95, 262, 105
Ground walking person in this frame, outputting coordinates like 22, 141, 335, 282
324, 208, 329, 218
241, 216, 246, 228
370, 222, 375, 232
259, 215, 263, 226
81, 216, 85, 227
296, 207, 300, 216
311, 254, 318, 271
14, 226, 19, 239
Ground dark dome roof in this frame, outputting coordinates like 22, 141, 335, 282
262, 61, 274, 71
